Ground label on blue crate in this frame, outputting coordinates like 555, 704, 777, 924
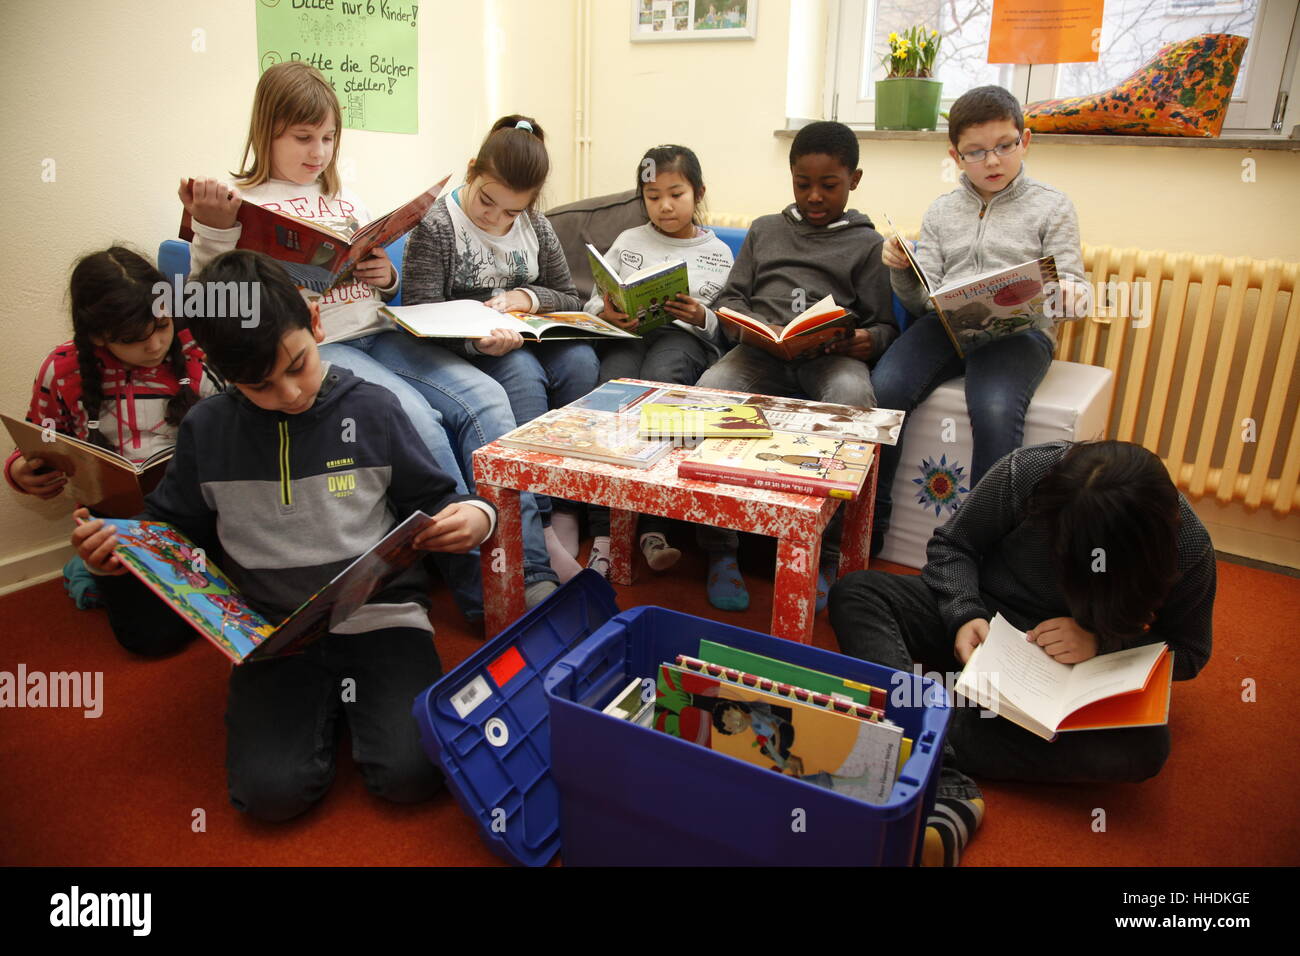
451, 675, 492, 719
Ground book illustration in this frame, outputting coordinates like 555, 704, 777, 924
739, 395, 905, 446
384, 301, 637, 341
696, 640, 890, 712
586, 242, 687, 335
655, 663, 902, 805
716, 295, 853, 362
510, 310, 637, 339
638, 403, 771, 441
675, 655, 885, 721
498, 407, 673, 469
680, 431, 875, 499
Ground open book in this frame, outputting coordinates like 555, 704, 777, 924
954, 614, 1174, 741
884, 214, 1057, 358
586, 243, 686, 335
383, 300, 637, 341
3, 413, 170, 518
103, 511, 436, 664
717, 295, 853, 361
179, 175, 450, 293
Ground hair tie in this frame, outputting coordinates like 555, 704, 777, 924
515, 119, 533, 132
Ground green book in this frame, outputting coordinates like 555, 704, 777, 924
586, 242, 686, 335
698, 640, 888, 712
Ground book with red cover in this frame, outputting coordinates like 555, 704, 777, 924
678, 431, 875, 499
716, 294, 853, 361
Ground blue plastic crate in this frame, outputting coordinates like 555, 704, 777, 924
544, 607, 951, 866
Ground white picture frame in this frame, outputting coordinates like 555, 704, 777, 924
630, 0, 757, 42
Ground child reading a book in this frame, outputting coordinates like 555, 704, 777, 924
694, 121, 897, 612
581, 144, 734, 577
71, 251, 498, 822
870, 86, 1088, 556
828, 441, 1217, 865
401, 115, 600, 580
180, 62, 559, 612
4, 247, 221, 643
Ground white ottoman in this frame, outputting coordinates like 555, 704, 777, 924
878, 361, 1115, 569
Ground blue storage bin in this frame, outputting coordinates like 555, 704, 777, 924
544, 607, 951, 866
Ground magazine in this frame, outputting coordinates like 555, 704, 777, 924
383, 300, 638, 341
586, 243, 686, 334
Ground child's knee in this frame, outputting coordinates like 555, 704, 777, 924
228, 762, 334, 822
111, 620, 195, 657
359, 751, 444, 804
1125, 727, 1171, 782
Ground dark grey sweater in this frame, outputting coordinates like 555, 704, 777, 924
921, 441, 1216, 681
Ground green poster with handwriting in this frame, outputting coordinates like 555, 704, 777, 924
255, 0, 420, 134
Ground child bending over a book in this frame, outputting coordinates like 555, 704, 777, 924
72, 251, 496, 822
5, 247, 220, 644
695, 120, 897, 613
870, 86, 1089, 557
828, 441, 1216, 865
401, 115, 600, 583
582, 144, 734, 578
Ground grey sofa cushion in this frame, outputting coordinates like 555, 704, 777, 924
546, 189, 650, 302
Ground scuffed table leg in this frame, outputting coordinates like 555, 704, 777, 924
608, 507, 637, 587
478, 483, 526, 638
772, 531, 820, 645
839, 447, 879, 578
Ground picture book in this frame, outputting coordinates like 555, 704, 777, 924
716, 295, 853, 361
586, 243, 687, 334
884, 213, 1058, 358
697, 640, 889, 711
179, 176, 449, 293
954, 614, 1174, 741
678, 431, 876, 499
104, 511, 437, 665
675, 655, 885, 721
383, 300, 638, 341
655, 663, 903, 805
498, 407, 673, 468
562, 379, 662, 414
3, 413, 171, 518
638, 403, 771, 442
738, 395, 905, 446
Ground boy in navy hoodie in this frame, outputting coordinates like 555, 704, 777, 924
72, 251, 495, 822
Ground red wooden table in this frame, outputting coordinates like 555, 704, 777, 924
473, 402, 878, 644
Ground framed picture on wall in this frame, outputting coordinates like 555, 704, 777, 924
630, 0, 757, 42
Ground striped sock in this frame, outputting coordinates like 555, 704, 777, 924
922, 797, 985, 867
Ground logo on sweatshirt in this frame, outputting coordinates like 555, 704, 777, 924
325, 458, 355, 469
327, 472, 357, 498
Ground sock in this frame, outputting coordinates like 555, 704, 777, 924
706, 550, 749, 612
814, 560, 838, 614
921, 797, 985, 867
524, 579, 558, 609
639, 532, 681, 572
544, 525, 584, 583
550, 510, 580, 558
586, 536, 611, 579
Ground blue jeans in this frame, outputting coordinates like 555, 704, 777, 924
361, 332, 557, 588
870, 315, 1054, 542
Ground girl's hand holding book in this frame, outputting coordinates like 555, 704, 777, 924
663, 293, 706, 327
178, 177, 242, 230
353, 247, 396, 289
954, 617, 989, 664
484, 289, 532, 314
71, 507, 128, 576
598, 293, 637, 330
475, 328, 525, 356
11, 455, 67, 498
413, 502, 491, 553
1027, 617, 1098, 664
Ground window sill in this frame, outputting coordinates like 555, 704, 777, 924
775, 127, 1300, 151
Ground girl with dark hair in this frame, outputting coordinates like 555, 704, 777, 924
828, 440, 1217, 865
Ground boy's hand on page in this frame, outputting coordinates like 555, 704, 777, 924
823, 328, 874, 361
414, 503, 491, 553
354, 247, 396, 289
1028, 617, 1098, 664
484, 290, 532, 314
663, 293, 706, 326
954, 618, 989, 664
599, 293, 638, 330
179, 177, 242, 230
11, 456, 67, 498
475, 328, 525, 356
71, 507, 128, 576
881, 235, 911, 271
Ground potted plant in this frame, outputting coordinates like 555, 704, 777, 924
876, 25, 942, 131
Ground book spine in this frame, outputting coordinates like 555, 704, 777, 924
678, 461, 855, 499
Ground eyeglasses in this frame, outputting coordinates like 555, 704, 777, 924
957, 136, 1023, 164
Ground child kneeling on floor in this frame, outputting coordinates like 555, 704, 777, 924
72, 251, 496, 822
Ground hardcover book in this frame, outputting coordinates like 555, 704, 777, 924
716, 295, 853, 361
586, 243, 687, 334
384, 300, 637, 341
638, 403, 771, 441
497, 407, 673, 468
678, 431, 875, 499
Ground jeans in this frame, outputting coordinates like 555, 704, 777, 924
359, 332, 557, 588
225, 626, 444, 822
869, 316, 1054, 542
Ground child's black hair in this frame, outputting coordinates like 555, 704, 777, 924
635, 144, 707, 224
1028, 441, 1182, 646
187, 250, 311, 385
712, 700, 750, 734
947, 85, 1024, 148
788, 121, 858, 171
69, 247, 198, 450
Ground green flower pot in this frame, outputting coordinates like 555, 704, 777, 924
875, 77, 943, 131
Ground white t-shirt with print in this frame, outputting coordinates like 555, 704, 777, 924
444, 186, 543, 312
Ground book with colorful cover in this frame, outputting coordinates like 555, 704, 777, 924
179, 176, 449, 293
566, 379, 663, 413
497, 407, 673, 468
638, 403, 771, 441
103, 511, 436, 664
384, 300, 637, 341
679, 431, 875, 499
697, 640, 890, 711
716, 295, 853, 361
954, 614, 1174, 741
738, 395, 905, 447
3, 413, 171, 518
586, 243, 685, 334
654, 662, 904, 805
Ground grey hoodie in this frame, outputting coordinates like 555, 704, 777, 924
891, 167, 1085, 345
712, 204, 898, 359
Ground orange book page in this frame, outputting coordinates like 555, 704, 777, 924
1059, 649, 1173, 732
784, 305, 848, 338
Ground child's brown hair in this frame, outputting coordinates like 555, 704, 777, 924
234, 62, 343, 196
468, 114, 549, 210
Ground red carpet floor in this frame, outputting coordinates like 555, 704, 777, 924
1, 545, 1296, 867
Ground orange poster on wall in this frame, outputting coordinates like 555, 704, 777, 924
988, 0, 1104, 64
